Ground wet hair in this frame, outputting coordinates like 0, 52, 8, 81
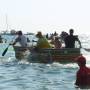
69, 29, 74, 34
75, 55, 86, 65
17, 31, 22, 35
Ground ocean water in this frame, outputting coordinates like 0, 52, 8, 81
0, 34, 90, 90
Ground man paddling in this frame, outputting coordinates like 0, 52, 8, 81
64, 29, 81, 48
10, 31, 28, 47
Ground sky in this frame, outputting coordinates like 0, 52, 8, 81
0, 0, 90, 35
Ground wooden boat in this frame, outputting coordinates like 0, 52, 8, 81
13, 46, 31, 60
28, 48, 81, 63
13, 45, 81, 63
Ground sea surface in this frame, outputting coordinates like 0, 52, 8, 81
0, 34, 90, 90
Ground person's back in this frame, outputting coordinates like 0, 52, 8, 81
36, 32, 52, 49
64, 29, 81, 48
75, 56, 90, 89
37, 37, 51, 49
52, 37, 62, 49
18, 34, 27, 47
65, 35, 78, 48
76, 66, 90, 87
12, 31, 28, 47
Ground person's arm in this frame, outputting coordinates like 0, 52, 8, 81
10, 37, 20, 45
78, 39, 82, 48
75, 36, 82, 48
9, 40, 17, 45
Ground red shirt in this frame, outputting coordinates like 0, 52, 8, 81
75, 66, 90, 87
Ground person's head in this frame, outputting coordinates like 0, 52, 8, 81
36, 31, 43, 38
75, 55, 86, 67
17, 31, 22, 35
55, 37, 59, 41
69, 29, 74, 35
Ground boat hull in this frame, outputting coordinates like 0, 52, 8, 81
13, 46, 31, 60
28, 48, 81, 63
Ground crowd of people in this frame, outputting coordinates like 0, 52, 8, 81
35, 28, 82, 50
0, 28, 82, 49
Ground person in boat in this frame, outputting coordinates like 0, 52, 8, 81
46, 33, 49, 39
64, 29, 81, 48
50, 37, 62, 49
75, 55, 90, 89
60, 31, 68, 41
10, 30, 28, 47
53, 31, 58, 36
34, 31, 52, 51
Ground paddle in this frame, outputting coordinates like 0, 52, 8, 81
32, 40, 37, 42
83, 48, 90, 52
2, 45, 10, 56
2, 36, 15, 56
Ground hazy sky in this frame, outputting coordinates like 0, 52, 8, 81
0, 0, 90, 34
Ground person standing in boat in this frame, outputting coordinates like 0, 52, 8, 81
64, 29, 81, 48
10, 30, 28, 47
35, 31, 52, 50
75, 55, 90, 89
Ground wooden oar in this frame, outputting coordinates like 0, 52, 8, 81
32, 40, 37, 42
83, 48, 90, 52
81, 47, 90, 52
2, 36, 16, 56
2, 45, 10, 56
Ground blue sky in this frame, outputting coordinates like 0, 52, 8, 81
0, 0, 90, 34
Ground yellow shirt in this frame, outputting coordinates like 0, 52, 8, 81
37, 37, 52, 49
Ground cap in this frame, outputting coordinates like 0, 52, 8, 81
75, 55, 86, 64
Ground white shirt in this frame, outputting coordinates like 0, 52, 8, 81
15, 35, 28, 47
